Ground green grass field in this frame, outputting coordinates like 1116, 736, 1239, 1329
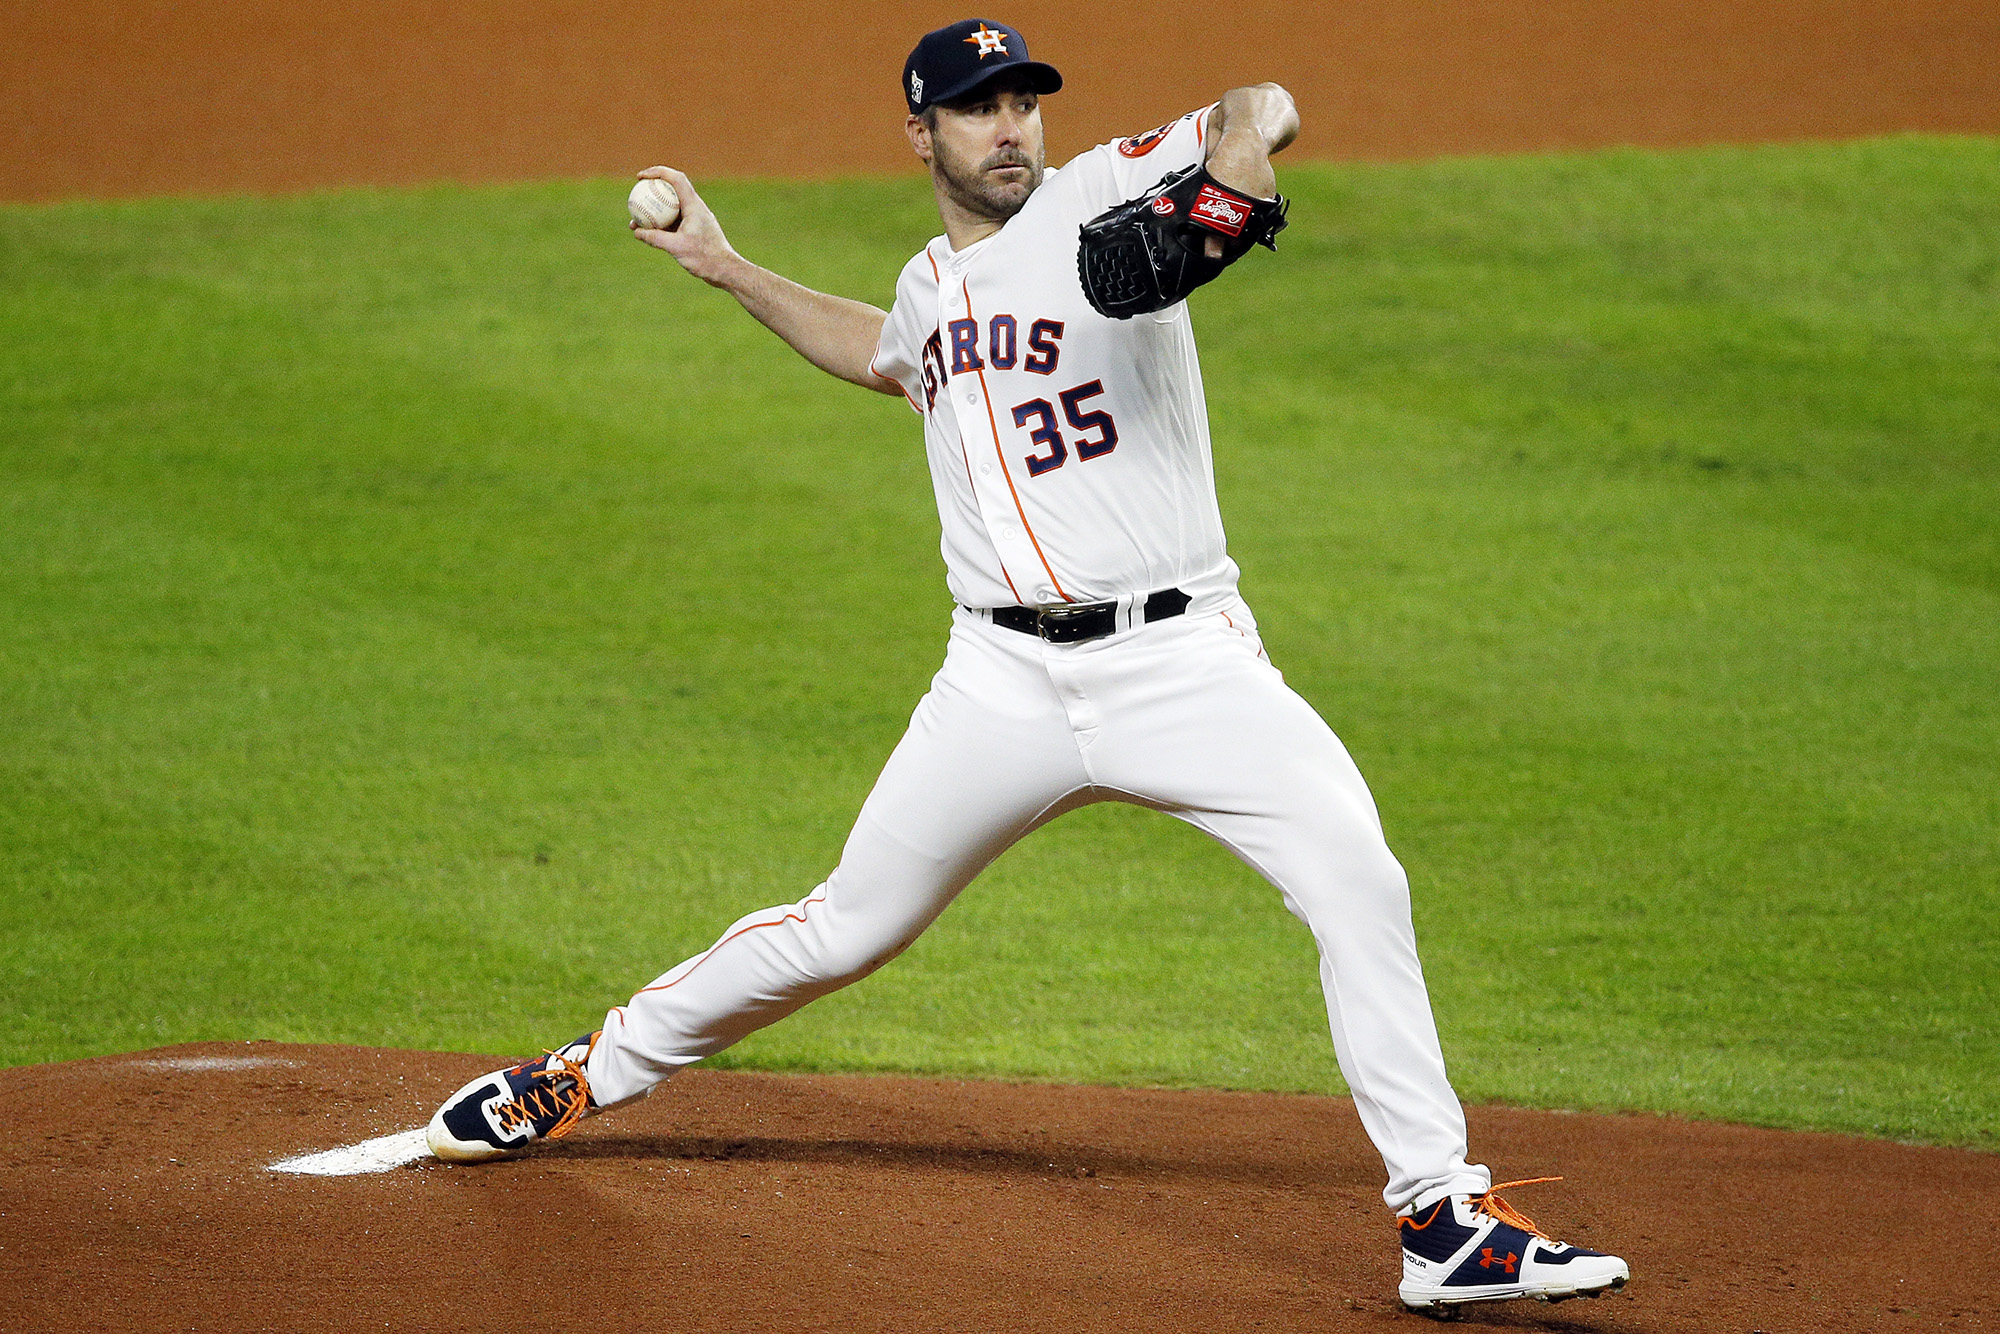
3, 136, 1994, 1147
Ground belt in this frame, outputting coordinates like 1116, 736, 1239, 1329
979, 587, 1192, 644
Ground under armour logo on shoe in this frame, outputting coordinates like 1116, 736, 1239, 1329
1479, 1247, 1519, 1273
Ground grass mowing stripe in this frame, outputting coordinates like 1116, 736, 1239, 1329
2, 138, 1994, 1145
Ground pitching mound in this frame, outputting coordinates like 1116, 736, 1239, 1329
7, 1043, 1994, 1332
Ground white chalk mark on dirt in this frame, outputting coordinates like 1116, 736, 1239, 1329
268, 1128, 430, 1175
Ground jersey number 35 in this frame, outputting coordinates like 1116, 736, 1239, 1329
1011, 381, 1119, 478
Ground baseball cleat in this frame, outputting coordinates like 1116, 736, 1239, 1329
1397, 1177, 1629, 1318
426, 1031, 602, 1164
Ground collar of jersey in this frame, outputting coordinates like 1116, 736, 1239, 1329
940, 232, 997, 270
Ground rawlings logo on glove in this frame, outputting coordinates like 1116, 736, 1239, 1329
1077, 164, 1289, 320
1190, 184, 1251, 234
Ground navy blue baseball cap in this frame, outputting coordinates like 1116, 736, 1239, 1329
903, 19, 1062, 115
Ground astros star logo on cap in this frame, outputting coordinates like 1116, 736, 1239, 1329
965, 23, 1010, 57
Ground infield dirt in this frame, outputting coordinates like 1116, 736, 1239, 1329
8, 1043, 1997, 1333
6, 1, 2000, 201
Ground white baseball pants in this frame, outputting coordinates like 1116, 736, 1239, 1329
586, 597, 1490, 1212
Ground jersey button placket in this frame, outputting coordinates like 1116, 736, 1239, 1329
943, 275, 1056, 608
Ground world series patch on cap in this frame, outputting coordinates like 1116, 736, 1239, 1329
903, 19, 1062, 114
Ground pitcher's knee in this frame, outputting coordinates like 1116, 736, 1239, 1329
798, 933, 907, 989
1278, 841, 1413, 927
785, 901, 927, 990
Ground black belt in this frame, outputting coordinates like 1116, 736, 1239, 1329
979, 588, 1192, 644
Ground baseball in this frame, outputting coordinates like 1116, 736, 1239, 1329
627, 176, 680, 231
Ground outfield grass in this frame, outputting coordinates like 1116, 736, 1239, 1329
2, 137, 1994, 1147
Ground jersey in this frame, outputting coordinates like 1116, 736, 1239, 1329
870, 105, 1241, 611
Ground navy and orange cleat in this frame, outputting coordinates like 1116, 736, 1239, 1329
1397, 1177, 1629, 1319
426, 1031, 602, 1164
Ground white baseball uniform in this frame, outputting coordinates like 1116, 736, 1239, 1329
586, 106, 1491, 1213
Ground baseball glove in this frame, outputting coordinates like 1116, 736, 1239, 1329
1077, 164, 1289, 319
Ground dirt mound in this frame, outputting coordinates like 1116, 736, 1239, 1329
6, 1042, 1994, 1331
6, 2, 1999, 202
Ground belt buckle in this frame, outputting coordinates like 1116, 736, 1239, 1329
1033, 601, 1113, 644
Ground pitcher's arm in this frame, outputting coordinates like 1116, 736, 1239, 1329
631, 167, 901, 395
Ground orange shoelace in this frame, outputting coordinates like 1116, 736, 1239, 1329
1469, 1176, 1564, 1239
495, 1046, 596, 1143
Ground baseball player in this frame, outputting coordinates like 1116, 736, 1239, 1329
427, 19, 1631, 1316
